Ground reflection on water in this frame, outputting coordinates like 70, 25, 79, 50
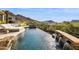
12, 28, 60, 50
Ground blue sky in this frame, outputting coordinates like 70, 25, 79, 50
0, 8, 79, 22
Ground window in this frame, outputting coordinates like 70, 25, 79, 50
9, 17, 12, 20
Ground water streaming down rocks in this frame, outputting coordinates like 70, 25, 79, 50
12, 28, 60, 50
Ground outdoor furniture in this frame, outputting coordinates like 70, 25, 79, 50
0, 24, 20, 33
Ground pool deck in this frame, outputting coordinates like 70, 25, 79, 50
0, 27, 25, 50
0, 28, 25, 39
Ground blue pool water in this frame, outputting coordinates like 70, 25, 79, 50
12, 28, 58, 50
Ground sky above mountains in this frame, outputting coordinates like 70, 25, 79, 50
0, 8, 79, 22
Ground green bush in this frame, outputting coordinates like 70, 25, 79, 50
36, 22, 79, 38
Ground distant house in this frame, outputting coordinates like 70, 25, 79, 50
0, 10, 6, 23
4, 10, 16, 23
0, 10, 16, 23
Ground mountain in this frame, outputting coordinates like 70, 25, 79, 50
71, 20, 79, 22
43, 20, 56, 25
45, 20, 55, 23
16, 14, 35, 24
16, 14, 34, 21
